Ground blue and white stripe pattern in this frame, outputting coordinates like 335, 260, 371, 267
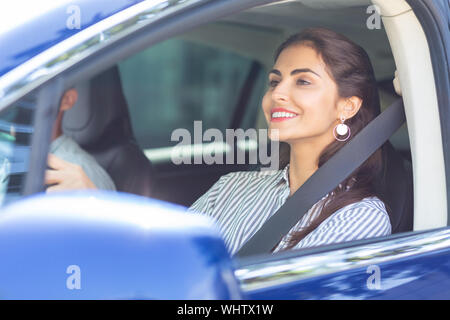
188, 165, 391, 255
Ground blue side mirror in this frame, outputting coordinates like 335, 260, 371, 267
0, 191, 242, 299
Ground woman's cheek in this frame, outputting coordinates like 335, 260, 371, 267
261, 92, 272, 122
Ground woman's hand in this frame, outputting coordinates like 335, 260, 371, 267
45, 154, 97, 192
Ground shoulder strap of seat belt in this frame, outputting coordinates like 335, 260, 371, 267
235, 99, 405, 258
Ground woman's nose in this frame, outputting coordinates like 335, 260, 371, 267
272, 90, 289, 103
271, 80, 290, 103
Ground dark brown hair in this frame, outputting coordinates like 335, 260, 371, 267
273, 27, 390, 250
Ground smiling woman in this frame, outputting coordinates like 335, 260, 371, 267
188, 27, 392, 255
267, 27, 389, 250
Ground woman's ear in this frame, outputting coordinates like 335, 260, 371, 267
339, 96, 362, 119
59, 89, 78, 112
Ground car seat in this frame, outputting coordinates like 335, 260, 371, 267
375, 140, 414, 233
62, 66, 154, 197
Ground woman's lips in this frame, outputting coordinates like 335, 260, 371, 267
270, 107, 299, 122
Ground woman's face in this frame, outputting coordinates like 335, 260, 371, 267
262, 44, 343, 145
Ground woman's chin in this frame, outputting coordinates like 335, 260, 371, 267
268, 128, 303, 143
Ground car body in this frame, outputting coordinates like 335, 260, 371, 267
0, 0, 449, 299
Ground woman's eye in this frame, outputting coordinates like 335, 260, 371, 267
268, 78, 310, 88
269, 80, 279, 87
297, 79, 310, 85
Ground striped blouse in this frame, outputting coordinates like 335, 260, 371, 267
188, 165, 391, 255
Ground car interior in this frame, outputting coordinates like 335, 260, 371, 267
59, 0, 415, 237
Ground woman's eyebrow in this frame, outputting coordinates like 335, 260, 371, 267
269, 68, 321, 78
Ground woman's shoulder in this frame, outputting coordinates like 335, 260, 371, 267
325, 196, 391, 229
358, 196, 389, 216
296, 196, 392, 249
335, 196, 388, 215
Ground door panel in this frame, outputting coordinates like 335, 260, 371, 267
237, 228, 450, 299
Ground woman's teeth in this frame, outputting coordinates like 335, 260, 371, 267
272, 112, 297, 119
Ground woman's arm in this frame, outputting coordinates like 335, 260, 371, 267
187, 173, 232, 216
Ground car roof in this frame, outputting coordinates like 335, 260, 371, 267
0, 0, 146, 77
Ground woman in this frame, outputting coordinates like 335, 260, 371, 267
46, 27, 391, 255
188, 27, 391, 254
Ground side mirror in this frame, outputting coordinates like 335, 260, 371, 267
0, 191, 242, 299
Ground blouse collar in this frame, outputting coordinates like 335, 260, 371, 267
273, 163, 357, 199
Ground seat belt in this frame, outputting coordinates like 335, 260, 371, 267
235, 98, 406, 258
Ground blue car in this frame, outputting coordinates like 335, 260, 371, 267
0, 0, 448, 300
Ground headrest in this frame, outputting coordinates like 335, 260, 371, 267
62, 66, 133, 149
393, 70, 402, 96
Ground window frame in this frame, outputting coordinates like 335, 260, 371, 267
21, 78, 64, 196
405, 0, 450, 226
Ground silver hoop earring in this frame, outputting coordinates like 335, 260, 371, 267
333, 115, 351, 141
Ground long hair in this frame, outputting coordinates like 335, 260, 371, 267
273, 28, 391, 250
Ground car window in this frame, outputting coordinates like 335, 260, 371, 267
0, 95, 35, 206
118, 37, 266, 161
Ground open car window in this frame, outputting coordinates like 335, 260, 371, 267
52, 1, 428, 242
